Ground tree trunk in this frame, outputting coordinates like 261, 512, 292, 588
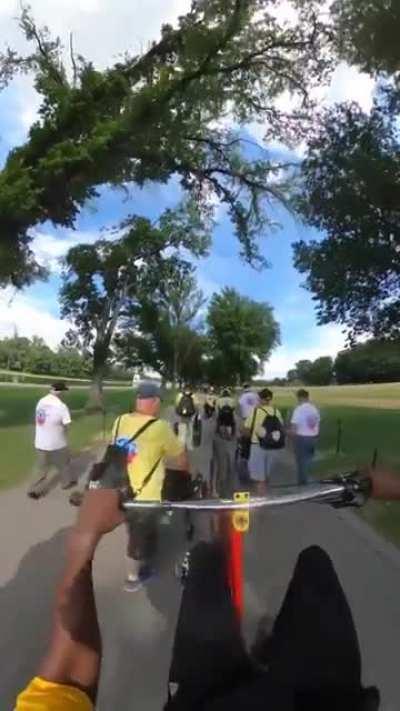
86, 341, 109, 412
87, 369, 105, 412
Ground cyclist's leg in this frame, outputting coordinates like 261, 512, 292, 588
166, 541, 253, 709
266, 545, 362, 693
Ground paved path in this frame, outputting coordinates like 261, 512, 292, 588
1, 423, 400, 710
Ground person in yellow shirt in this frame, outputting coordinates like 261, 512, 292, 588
244, 388, 285, 495
112, 381, 189, 592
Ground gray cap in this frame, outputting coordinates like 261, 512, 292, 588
136, 381, 162, 400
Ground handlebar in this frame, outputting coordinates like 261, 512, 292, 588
121, 474, 371, 512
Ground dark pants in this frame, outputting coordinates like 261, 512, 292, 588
293, 436, 318, 485
126, 512, 158, 562
166, 544, 378, 710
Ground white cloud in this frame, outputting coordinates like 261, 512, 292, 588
32, 229, 100, 273
0, 0, 192, 69
265, 324, 347, 379
0, 289, 68, 348
318, 62, 376, 113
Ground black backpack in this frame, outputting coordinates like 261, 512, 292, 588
255, 407, 285, 450
177, 393, 196, 418
218, 404, 235, 428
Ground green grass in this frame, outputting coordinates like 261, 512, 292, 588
0, 386, 134, 490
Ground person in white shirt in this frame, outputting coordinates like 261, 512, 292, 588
28, 381, 75, 499
239, 384, 260, 420
290, 389, 320, 485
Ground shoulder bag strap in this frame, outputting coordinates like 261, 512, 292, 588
134, 456, 163, 499
113, 416, 123, 443
249, 407, 259, 442
126, 417, 159, 444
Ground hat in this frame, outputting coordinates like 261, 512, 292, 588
52, 381, 69, 392
136, 381, 162, 400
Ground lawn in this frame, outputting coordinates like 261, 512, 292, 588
0, 386, 134, 490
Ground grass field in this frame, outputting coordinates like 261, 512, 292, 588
0, 386, 133, 490
1, 381, 400, 544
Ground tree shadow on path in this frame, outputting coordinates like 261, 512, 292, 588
0, 527, 69, 709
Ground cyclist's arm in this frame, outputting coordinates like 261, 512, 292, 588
16, 490, 124, 709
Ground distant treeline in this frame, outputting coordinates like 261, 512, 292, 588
266, 340, 400, 387
0, 336, 130, 381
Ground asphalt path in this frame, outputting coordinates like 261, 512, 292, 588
1, 416, 400, 710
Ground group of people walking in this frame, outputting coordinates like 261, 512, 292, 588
174, 381, 321, 494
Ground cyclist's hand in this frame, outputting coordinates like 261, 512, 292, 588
363, 466, 400, 501
76, 489, 125, 537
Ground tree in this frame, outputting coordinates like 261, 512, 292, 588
294, 103, 400, 339
287, 368, 299, 383
294, 1, 400, 340
331, 0, 400, 78
307, 356, 334, 385
0, 2, 331, 287
116, 262, 207, 385
335, 339, 400, 384
294, 360, 313, 384
60, 205, 209, 408
207, 287, 280, 384
293, 356, 334, 385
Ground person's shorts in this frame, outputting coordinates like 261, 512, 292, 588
248, 444, 280, 482
35, 448, 70, 475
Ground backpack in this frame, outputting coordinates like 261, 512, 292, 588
254, 407, 285, 450
217, 404, 235, 428
204, 401, 215, 418
88, 417, 161, 498
176, 393, 196, 418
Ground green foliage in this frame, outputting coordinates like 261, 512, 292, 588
335, 340, 400, 384
116, 261, 207, 384
0, 1, 331, 286
207, 287, 280, 384
291, 356, 334, 386
331, 0, 400, 77
0, 335, 91, 378
60, 208, 209, 402
295, 1, 400, 340
294, 103, 400, 339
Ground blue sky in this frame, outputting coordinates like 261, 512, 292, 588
0, 0, 376, 376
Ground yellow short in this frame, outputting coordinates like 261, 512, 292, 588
15, 677, 93, 710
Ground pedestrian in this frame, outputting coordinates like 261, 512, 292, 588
237, 383, 261, 476
290, 389, 320, 485
216, 388, 236, 440
244, 388, 285, 495
175, 384, 199, 450
112, 381, 190, 592
28, 381, 75, 499
238, 382, 260, 420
